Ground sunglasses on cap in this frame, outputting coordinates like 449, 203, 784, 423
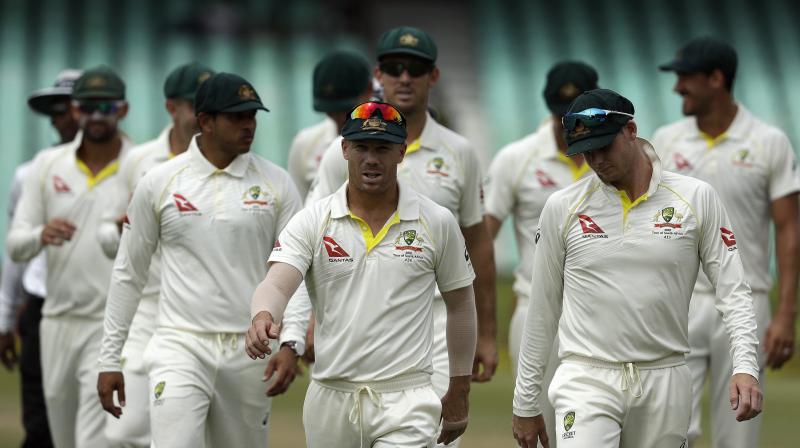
73, 100, 125, 115
562, 108, 634, 131
350, 101, 406, 125
379, 60, 434, 78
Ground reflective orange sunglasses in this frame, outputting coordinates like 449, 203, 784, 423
350, 102, 405, 126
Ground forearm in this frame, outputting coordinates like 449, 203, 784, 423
465, 228, 497, 339
278, 282, 312, 355
250, 262, 304, 325
98, 272, 144, 371
774, 222, 799, 319
0, 253, 26, 333
442, 286, 478, 377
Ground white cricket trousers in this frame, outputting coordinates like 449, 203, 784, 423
303, 372, 441, 448
143, 327, 273, 448
510, 297, 559, 448
687, 291, 769, 448
40, 316, 108, 448
548, 354, 691, 447
105, 295, 158, 447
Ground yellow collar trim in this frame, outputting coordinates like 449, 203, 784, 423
556, 152, 590, 181
76, 159, 120, 190
618, 190, 649, 224
348, 211, 400, 253
405, 138, 422, 156
699, 131, 727, 149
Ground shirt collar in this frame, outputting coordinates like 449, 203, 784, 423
330, 179, 420, 220
689, 102, 751, 143
412, 112, 440, 152
188, 135, 251, 179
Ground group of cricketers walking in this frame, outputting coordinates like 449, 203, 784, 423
0, 25, 796, 448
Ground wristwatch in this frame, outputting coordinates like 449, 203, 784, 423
280, 341, 300, 357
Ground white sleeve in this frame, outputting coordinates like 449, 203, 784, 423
98, 176, 160, 372
766, 131, 800, 201
1, 168, 29, 332
513, 197, 565, 417
483, 148, 516, 222
442, 285, 477, 377
435, 211, 476, 292
697, 184, 760, 379
7, 156, 47, 262
306, 139, 347, 205
278, 286, 312, 355
287, 134, 310, 199
457, 144, 485, 228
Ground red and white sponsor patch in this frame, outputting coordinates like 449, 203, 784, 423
673, 153, 692, 171
578, 214, 604, 234
535, 169, 557, 188
173, 193, 198, 213
323, 236, 350, 258
53, 176, 71, 193
720, 227, 737, 247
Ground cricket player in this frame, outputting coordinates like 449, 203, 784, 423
96, 62, 214, 447
483, 61, 597, 444
512, 89, 762, 448
285, 28, 497, 421
6, 65, 133, 448
0, 68, 82, 448
654, 36, 800, 447
97, 72, 302, 447
288, 50, 373, 198
246, 101, 477, 447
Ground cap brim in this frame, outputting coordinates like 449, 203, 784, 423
658, 60, 699, 73
378, 49, 435, 62
27, 93, 71, 115
220, 101, 270, 113
566, 132, 618, 156
344, 131, 406, 144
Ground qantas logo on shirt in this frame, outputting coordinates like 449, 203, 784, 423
720, 227, 738, 250
53, 176, 71, 193
173, 193, 200, 214
578, 214, 607, 238
535, 169, 557, 188
673, 153, 692, 171
323, 236, 353, 262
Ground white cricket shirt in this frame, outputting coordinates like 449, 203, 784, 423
270, 181, 475, 382
653, 105, 800, 294
287, 117, 338, 198
7, 133, 132, 318
513, 140, 759, 417
98, 137, 301, 371
485, 118, 591, 301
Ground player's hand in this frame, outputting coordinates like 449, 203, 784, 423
302, 313, 315, 364
41, 218, 76, 246
512, 414, 549, 448
729, 373, 763, 422
115, 214, 127, 234
472, 334, 498, 382
246, 311, 279, 359
438, 375, 470, 445
763, 314, 795, 369
0, 332, 18, 370
97, 371, 126, 418
264, 345, 301, 396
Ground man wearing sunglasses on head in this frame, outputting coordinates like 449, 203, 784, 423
6, 65, 134, 448
98, 72, 302, 447
247, 101, 477, 447
483, 60, 597, 445
512, 89, 761, 448
0, 68, 82, 448
296, 30, 497, 441
95, 62, 213, 448
653, 37, 800, 448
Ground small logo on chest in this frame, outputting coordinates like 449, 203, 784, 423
173, 193, 200, 214
577, 214, 607, 238
53, 175, 71, 193
652, 206, 687, 239
323, 236, 353, 262
426, 157, 450, 177
731, 149, 754, 168
394, 229, 425, 261
242, 185, 271, 211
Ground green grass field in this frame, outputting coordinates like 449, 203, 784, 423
1, 277, 798, 447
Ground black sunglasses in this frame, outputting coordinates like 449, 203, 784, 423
379, 60, 434, 78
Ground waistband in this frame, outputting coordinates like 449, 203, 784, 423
313, 372, 431, 394
563, 353, 685, 370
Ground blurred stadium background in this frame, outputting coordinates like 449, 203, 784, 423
1, 0, 799, 446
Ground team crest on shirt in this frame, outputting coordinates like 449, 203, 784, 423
153, 381, 166, 406
731, 149, 754, 168
563, 411, 576, 439
652, 206, 686, 239
426, 157, 450, 177
241, 185, 271, 212
394, 229, 425, 261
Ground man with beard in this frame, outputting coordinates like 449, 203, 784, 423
281, 32, 497, 446
97, 72, 301, 447
653, 37, 800, 447
96, 62, 214, 448
6, 65, 133, 447
0, 68, 82, 448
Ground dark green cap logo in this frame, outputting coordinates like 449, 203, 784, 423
154, 381, 165, 399
403, 230, 417, 245
662, 207, 675, 223
564, 411, 576, 431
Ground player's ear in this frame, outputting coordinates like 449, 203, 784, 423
428, 66, 440, 87
398, 142, 407, 161
708, 69, 726, 90
197, 112, 213, 133
342, 138, 350, 161
116, 102, 129, 120
625, 120, 638, 140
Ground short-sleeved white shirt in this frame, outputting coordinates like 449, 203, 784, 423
485, 118, 592, 300
653, 105, 800, 294
7, 133, 133, 318
270, 181, 475, 382
287, 117, 338, 199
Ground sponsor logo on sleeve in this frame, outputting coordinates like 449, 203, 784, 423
720, 227, 737, 250
578, 214, 607, 238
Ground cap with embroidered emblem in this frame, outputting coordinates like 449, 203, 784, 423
376, 26, 437, 62
72, 65, 126, 100
194, 72, 268, 114
163, 62, 215, 100
341, 101, 407, 144
313, 51, 372, 112
543, 61, 599, 117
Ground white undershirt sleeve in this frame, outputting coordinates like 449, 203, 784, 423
513, 197, 565, 417
278, 288, 312, 355
1, 167, 29, 332
7, 155, 47, 263
441, 285, 477, 377
98, 176, 160, 372
698, 184, 760, 379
